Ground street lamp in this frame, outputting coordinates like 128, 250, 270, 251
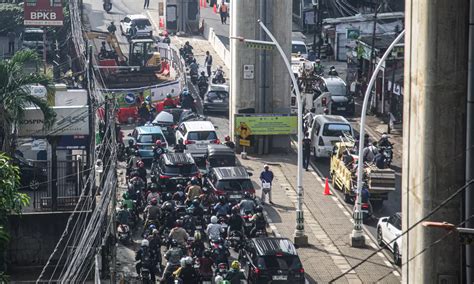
351, 30, 405, 247
231, 20, 308, 245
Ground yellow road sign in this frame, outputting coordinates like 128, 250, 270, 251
239, 139, 251, 147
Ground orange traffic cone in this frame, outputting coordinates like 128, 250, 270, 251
203, 0, 206, 7
323, 178, 332, 195
213, 4, 217, 13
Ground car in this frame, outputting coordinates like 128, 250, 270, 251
120, 14, 153, 38
205, 144, 236, 170
310, 115, 354, 159
204, 166, 255, 203
20, 28, 51, 54
152, 111, 177, 145
130, 124, 168, 161
12, 154, 48, 191
203, 84, 229, 113
240, 237, 305, 284
151, 152, 199, 190
175, 121, 219, 146
317, 76, 355, 115
291, 40, 308, 58
377, 212, 402, 266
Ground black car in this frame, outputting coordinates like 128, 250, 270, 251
240, 238, 305, 284
317, 77, 355, 115
12, 155, 48, 191
204, 166, 254, 204
205, 144, 235, 171
151, 153, 199, 190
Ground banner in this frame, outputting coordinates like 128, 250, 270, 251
24, 0, 64, 26
234, 114, 297, 136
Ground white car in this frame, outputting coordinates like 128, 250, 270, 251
377, 212, 402, 266
309, 115, 354, 159
176, 121, 219, 146
120, 14, 153, 38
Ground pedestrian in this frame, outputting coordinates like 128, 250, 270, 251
219, 1, 228, 24
302, 133, 311, 171
7, 31, 15, 54
143, 0, 150, 9
362, 141, 378, 163
205, 51, 213, 77
260, 164, 274, 205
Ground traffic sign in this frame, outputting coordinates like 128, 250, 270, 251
239, 139, 250, 147
245, 42, 274, 51
124, 93, 136, 105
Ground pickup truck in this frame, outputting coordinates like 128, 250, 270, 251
330, 141, 396, 207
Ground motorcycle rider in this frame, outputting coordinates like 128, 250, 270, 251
328, 65, 339, 76
162, 239, 183, 283
136, 160, 147, 186
160, 201, 177, 234
135, 239, 156, 282
190, 231, 205, 257
211, 238, 230, 267
225, 261, 246, 284
378, 133, 392, 147
238, 192, 256, 215
147, 229, 162, 272
200, 187, 218, 209
117, 203, 131, 227
206, 216, 223, 242
250, 206, 267, 237
213, 196, 230, 217
163, 93, 176, 108
180, 89, 195, 110
162, 30, 171, 44
213, 66, 225, 83
146, 183, 161, 205
189, 58, 199, 75
183, 41, 193, 56
169, 220, 190, 247
373, 150, 386, 169
153, 140, 166, 160
313, 58, 324, 75
173, 256, 199, 283
188, 198, 205, 219
173, 138, 187, 153
125, 139, 136, 157
143, 198, 161, 231
186, 177, 202, 203
227, 206, 244, 236
138, 102, 150, 125
197, 71, 208, 86
99, 41, 108, 58
223, 135, 235, 149
197, 250, 214, 281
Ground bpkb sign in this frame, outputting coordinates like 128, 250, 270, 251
24, 0, 64, 27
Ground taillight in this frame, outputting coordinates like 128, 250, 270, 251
185, 140, 195, 145
215, 189, 225, 195
254, 268, 260, 274
322, 97, 327, 106
160, 174, 171, 179
210, 139, 220, 144
318, 136, 324, 146
276, 253, 283, 256
299, 268, 305, 273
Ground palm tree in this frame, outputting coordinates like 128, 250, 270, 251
0, 50, 56, 154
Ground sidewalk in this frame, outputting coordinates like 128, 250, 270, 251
238, 153, 401, 284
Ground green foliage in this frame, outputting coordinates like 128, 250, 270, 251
0, 3, 23, 35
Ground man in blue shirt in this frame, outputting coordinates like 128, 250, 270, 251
260, 164, 274, 205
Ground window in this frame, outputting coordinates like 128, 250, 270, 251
208, 155, 235, 167
313, 121, 321, 135
206, 91, 228, 100
292, 44, 307, 54
257, 256, 302, 270
23, 32, 43, 42
137, 133, 165, 143
187, 131, 217, 141
326, 83, 347, 96
164, 164, 199, 175
216, 179, 253, 191
322, 123, 351, 137
133, 19, 151, 28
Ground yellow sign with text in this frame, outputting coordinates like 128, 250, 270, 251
239, 139, 251, 146
235, 114, 297, 136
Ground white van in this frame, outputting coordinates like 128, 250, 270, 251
310, 115, 354, 159
175, 121, 219, 145
291, 40, 308, 58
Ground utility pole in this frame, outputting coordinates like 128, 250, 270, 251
368, 1, 381, 77
110, 96, 117, 284
403, 0, 468, 282
48, 136, 58, 211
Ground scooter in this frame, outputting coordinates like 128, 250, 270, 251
117, 224, 132, 245
190, 69, 199, 85
361, 202, 372, 223
140, 266, 152, 284
103, 0, 112, 12
212, 70, 225, 84
227, 230, 244, 252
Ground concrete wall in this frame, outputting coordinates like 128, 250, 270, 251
202, 23, 231, 68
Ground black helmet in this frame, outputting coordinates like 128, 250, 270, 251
163, 201, 173, 211
177, 184, 185, 191
185, 41, 190, 45
255, 206, 263, 213
204, 249, 212, 257
170, 239, 178, 247
128, 139, 134, 146
201, 71, 205, 76
231, 206, 239, 214
219, 196, 226, 203
243, 191, 251, 199
192, 199, 200, 207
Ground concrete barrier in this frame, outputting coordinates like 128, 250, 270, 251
203, 22, 231, 68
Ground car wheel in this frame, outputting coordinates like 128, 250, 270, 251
377, 227, 384, 246
393, 244, 401, 266
312, 147, 318, 161
29, 178, 40, 190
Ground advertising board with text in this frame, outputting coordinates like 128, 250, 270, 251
234, 114, 297, 136
24, 0, 64, 27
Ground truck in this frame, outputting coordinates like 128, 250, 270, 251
86, 31, 168, 89
330, 139, 396, 207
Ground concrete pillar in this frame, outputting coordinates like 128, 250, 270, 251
403, 1, 468, 283
230, 0, 291, 152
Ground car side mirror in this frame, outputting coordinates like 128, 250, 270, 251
247, 172, 253, 177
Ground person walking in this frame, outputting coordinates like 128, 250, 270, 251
143, 0, 150, 9
260, 164, 274, 205
7, 31, 15, 54
219, 1, 228, 24
302, 133, 311, 171
204, 51, 213, 78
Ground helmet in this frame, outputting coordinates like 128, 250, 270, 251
163, 30, 169, 36
255, 206, 263, 213
192, 199, 200, 207
141, 239, 149, 247
382, 133, 388, 139
204, 249, 212, 257
225, 135, 230, 142
122, 192, 129, 200
185, 256, 193, 265
231, 261, 240, 270
202, 187, 208, 193
101, 41, 106, 45
166, 93, 172, 99
180, 257, 187, 267
128, 139, 134, 146
175, 220, 183, 227
231, 206, 239, 214
149, 224, 156, 230
323, 107, 329, 115
183, 87, 188, 92
263, 164, 269, 169
152, 229, 159, 235
151, 198, 158, 206
185, 41, 190, 45
150, 183, 158, 190
163, 201, 173, 210
145, 95, 152, 102
210, 216, 218, 224
178, 138, 184, 144
170, 239, 178, 247
138, 160, 145, 168
155, 140, 162, 147
201, 71, 205, 76
176, 184, 185, 191
194, 231, 201, 240
219, 196, 226, 203
191, 177, 198, 185
330, 65, 335, 69
243, 191, 251, 199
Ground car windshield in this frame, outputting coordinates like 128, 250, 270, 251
257, 256, 302, 270
208, 155, 235, 167
322, 123, 351, 137
164, 164, 199, 175
292, 44, 307, 54
133, 19, 151, 27
207, 91, 228, 100
187, 131, 217, 141
24, 32, 43, 42
138, 133, 165, 144
216, 179, 253, 191
326, 83, 347, 96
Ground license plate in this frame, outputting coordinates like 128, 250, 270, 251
196, 226, 202, 229
214, 100, 223, 103
230, 194, 242, 199
203, 282, 211, 284
272, 275, 288, 280
245, 223, 253, 227
233, 236, 240, 240
221, 224, 228, 228
337, 107, 345, 111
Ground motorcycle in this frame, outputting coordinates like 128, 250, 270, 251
212, 70, 226, 84
117, 224, 132, 245
103, 0, 112, 12
242, 213, 254, 238
140, 266, 152, 284
227, 230, 244, 252
361, 202, 372, 223
214, 263, 228, 283
380, 145, 394, 167
190, 69, 199, 85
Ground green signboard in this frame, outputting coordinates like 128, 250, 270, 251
235, 114, 297, 136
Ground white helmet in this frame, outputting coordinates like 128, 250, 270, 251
381, 133, 388, 139
141, 239, 149, 247
185, 256, 193, 265
211, 216, 218, 224
180, 257, 187, 267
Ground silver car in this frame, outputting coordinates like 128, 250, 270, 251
203, 84, 229, 113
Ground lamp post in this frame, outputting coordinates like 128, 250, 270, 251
351, 30, 405, 247
231, 20, 308, 245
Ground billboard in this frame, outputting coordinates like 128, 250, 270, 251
235, 114, 297, 136
24, 0, 64, 26
18, 106, 89, 137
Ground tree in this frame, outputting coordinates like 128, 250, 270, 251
0, 50, 56, 154
0, 152, 29, 282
